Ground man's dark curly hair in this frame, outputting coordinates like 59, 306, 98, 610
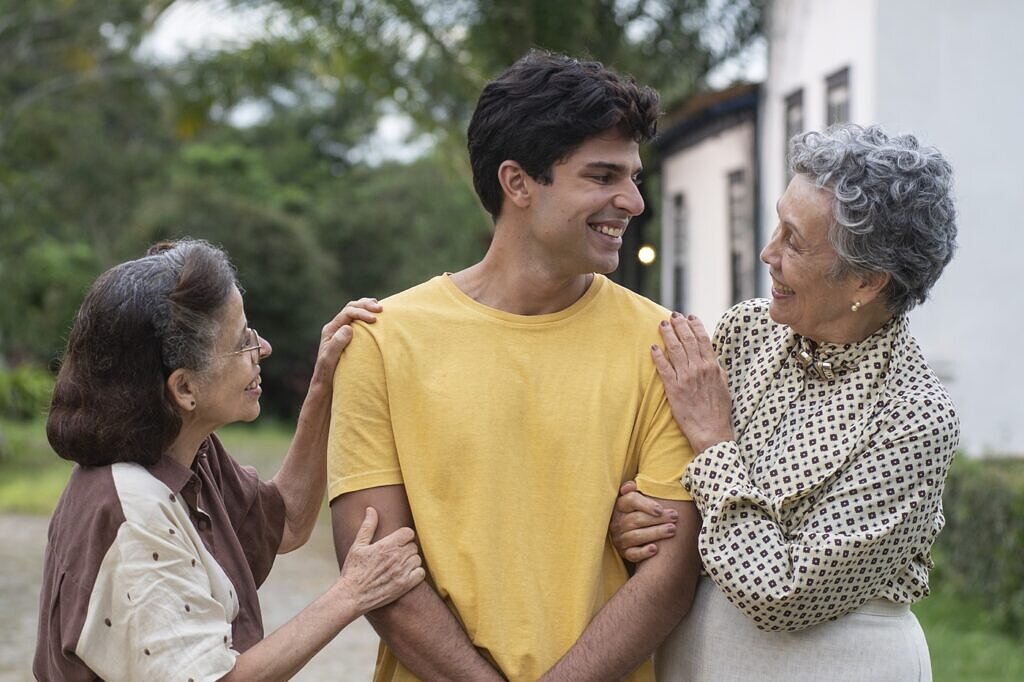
467, 50, 659, 220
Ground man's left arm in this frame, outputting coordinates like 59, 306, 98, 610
540, 497, 701, 681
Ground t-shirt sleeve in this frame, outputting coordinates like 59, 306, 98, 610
328, 321, 404, 501
74, 522, 238, 682
208, 435, 285, 585
634, 368, 694, 501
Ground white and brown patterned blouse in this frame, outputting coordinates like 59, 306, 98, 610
34, 434, 285, 681
683, 299, 959, 632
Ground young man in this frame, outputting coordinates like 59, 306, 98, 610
328, 51, 701, 681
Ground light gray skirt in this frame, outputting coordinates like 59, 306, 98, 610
655, 577, 932, 682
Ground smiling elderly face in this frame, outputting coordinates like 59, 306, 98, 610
760, 174, 871, 343
190, 287, 272, 432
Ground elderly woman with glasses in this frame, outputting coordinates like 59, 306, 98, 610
612, 124, 958, 681
35, 239, 425, 681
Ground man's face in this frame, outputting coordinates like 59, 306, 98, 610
524, 132, 645, 276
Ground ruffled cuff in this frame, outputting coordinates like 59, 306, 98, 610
682, 440, 748, 515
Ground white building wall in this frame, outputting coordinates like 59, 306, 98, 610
755, 0, 1024, 454
660, 121, 756, 327
759, 0, 878, 292
874, 0, 1024, 454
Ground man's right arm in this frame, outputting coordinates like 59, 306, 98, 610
331, 485, 503, 681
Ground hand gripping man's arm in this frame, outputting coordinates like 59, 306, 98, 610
332, 489, 503, 680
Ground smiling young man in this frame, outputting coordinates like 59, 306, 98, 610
327, 51, 701, 681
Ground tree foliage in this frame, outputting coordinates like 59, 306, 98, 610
265, 0, 765, 146
1, 0, 763, 416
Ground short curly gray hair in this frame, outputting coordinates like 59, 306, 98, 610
789, 123, 957, 315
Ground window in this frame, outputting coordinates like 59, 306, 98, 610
672, 193, 688, 312
728, 170, 756, 303
826, 67, 850, 126
784, 89, 803, 182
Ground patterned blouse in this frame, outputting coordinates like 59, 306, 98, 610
683, 299, 959, 632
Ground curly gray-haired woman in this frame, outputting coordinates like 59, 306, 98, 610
612, 124, 958, 681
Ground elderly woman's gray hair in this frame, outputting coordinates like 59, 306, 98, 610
789, 123, 956, 315
47, 239, 238, 467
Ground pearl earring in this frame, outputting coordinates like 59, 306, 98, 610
850, 301, 861, 312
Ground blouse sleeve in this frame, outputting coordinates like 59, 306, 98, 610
74, 521, 238, 682
683, 395, 958, 631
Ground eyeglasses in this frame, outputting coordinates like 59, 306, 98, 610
219, 328, 263, 364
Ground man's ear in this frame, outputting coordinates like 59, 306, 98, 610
856, 270, 891, 306
166, 368, 199, 412
497, 160, 532, 209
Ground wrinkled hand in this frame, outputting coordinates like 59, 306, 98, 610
652, 313, 735, 453
310, 298, 383, 387
610, 481, 678, 563
338, 507, 425, 614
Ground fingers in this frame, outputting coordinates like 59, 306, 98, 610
338, 524, 425, 612
622, 543, 660, 563
408, 566, 426, 586
611, 519, 676, 564
353, 507, 379, 546
321, 298, 383, 339
684, 314, 715, 362
653, 312, 717, 375
377, 525, 416, 547
650, 343, 676, 384
658, 318, 686, 367
401, 550, 424, 576
614, 490, 665, 517
618, 480, 638, 496
618, 524, 677, 546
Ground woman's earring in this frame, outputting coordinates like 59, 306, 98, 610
850, 300, 861, 312
190, 400, 196, 408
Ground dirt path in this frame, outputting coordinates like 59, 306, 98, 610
0, 514, 379, 681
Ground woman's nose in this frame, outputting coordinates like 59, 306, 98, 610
761, 229, 780, 265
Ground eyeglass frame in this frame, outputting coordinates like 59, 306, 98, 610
217, 327, 263, 363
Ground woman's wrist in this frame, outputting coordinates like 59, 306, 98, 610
691, 430, 735, 455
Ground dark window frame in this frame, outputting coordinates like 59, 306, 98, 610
784, 88, 804, 182
671, 192, 687, 312
727, 169, 756, 303
826, 66, 851, 126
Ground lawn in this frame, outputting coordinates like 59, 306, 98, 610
914, 584, 1024, 681
0, 417, 293, 515
2, 417, 1022, 680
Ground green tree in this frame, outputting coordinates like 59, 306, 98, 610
314, 154, 491, 298
243, 0, 765, 290
0, 0, 178, 363
261, 0, 764, 150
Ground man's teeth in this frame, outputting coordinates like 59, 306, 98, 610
246, 379, 260, 390
591, 224, 624, 237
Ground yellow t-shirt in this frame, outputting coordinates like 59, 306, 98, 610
328, 274, 693, 682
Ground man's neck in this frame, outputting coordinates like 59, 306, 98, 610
449, 251, 595, 316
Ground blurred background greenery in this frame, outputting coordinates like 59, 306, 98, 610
0, 0, 762, 417
1, 1, 1021, 679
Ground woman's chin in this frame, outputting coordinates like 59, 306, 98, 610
767, 298, 790, 325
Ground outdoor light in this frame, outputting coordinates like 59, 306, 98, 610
637, 245, 656, 265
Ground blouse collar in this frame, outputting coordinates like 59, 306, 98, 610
793, 315, 900, 381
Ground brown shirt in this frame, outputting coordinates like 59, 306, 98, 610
34, 434, 285, 681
